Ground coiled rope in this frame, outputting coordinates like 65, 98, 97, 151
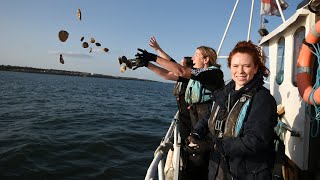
306, 43, 320, 137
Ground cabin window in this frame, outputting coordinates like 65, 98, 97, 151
276, 37, 285, 85
292, 26, 306, 87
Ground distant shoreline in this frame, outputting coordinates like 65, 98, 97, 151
0, 65, 157, 82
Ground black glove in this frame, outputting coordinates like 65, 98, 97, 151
135, 48, 158, 62
132, 58, 148, 70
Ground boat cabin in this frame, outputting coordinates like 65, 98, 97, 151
260, 6, 320, 173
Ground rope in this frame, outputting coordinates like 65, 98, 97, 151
305, 43, 320, 137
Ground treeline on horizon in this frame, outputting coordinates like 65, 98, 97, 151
0, 65, 156, 82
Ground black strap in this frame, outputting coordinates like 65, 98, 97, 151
272, 136, 285, 179
302, 38, 315, 50
308, 3, 319, 14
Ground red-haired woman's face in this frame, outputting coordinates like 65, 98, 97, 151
230, 52, 258, 90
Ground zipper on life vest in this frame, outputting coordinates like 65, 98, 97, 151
224, 99, 241, 135
224, 93, 240, 135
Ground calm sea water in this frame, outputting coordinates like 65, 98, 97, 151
0, 71, 177, 179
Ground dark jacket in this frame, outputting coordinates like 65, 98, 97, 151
193, 72, 277, 180
188, 67, 225, 128
174, 77, 192, 142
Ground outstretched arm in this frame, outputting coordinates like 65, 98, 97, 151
135, 48, 192, 79
150, 37, 191, 77
149, 37, 172, 60
147, 62, 179, 81
155, 57, 192, 79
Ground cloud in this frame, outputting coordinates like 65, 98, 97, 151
48, 50, 92, 59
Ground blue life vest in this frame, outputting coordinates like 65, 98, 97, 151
185, 66, 218, 104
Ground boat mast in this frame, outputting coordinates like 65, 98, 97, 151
247, 0, 255, 41
217, 0, 240, 57
275, 0, 286, 22
217, 0, 256, 58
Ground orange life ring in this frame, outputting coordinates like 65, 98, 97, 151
297, 20, 320, 105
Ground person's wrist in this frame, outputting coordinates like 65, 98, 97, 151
150, 54, 157, 62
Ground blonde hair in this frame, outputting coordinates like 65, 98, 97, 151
197, 46, 220, 68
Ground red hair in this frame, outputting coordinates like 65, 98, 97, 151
227, 40, 270, 77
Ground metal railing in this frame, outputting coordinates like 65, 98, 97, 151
145, 111, 181, 180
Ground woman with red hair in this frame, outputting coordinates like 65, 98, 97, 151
189, 40, 277, 179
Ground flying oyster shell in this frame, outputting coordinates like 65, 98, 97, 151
58, 30, 69, 42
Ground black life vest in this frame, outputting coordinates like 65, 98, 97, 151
173, 81, 189, 97
173, 81, 189, 112
208, 90, 256, 138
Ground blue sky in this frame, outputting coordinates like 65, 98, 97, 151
0, 0, 297, 82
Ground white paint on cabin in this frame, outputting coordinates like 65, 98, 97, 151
260, 8, 318, 170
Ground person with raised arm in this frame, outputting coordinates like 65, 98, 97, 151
135, 44, 224, 180
146, 36, 193, 143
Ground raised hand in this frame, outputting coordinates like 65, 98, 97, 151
149, 36, 161, 51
